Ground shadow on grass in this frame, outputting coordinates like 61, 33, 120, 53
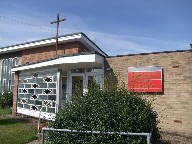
0, 118, 32, 125
0, 118, 22, 125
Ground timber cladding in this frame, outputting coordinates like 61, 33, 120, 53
106, 50, 192, 136
21, 41, 85, 65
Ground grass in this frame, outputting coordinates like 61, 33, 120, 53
0, 108, 11, 116
0, 108, 37, 144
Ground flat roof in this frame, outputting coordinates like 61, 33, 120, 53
107, 49, 191, 58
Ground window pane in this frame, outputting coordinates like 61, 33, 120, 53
48, 83, 56, 88
8, 79, 11, 91
3, 80, 6, 91
72, 76, 83, 96
1, 58, 19, 93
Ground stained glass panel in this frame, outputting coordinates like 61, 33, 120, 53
31, 105, 38, 110
20, 99, 28, 104
31, 95, 38, 99
43, 100, 51, 107
33, 73, 38, 78
32, 83, 39, 88
23, 89, 27, 93
44, 89, 52, 94
44, 77, 52, 82
23, 79, 28, 83
17, 69, 57, 117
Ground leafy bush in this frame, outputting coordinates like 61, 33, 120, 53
0, 91, 13, 108
48, 88, 160, 144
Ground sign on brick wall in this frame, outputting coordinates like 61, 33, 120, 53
128, 66, 162, 92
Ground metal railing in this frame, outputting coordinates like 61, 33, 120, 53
41, 128, 151, 144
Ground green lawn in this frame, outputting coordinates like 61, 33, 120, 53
0, 108, 11, 116
0, 108, 37, 144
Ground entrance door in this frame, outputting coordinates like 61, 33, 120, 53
68, 73, 86, 98
68, 68, 103, 100
72, 75, 84, 96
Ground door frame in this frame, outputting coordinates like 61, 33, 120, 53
66, 67, 104, 101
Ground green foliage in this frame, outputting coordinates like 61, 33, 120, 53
48, 87, 160, 144
0, 91, 13, 109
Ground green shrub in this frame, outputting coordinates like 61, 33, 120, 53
48, 88, 160, 144
0, 91, 13, 108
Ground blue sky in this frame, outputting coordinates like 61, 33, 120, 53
0, 0, 191, 56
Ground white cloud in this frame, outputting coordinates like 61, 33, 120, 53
87, 32, 153, 55
0, 12, 189, 55
83, 31, 189, 55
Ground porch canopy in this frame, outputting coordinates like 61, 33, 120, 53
12, 51, 104, 72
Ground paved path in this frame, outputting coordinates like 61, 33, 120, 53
27, 140, 40, 144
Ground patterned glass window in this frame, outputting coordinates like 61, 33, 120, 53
17, 69, 57, 116
0, 57, 19, 92
44, 77, 52, 82
31, 95, 38, 99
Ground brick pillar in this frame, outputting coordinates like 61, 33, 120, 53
12, 71, 20, 115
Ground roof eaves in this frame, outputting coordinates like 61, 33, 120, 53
0, 32, 83, 49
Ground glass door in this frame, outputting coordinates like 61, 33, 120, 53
61, 76, 67, 105
68, 73, 86, 99
68, 67, 103, 100
72, 75, 84, 96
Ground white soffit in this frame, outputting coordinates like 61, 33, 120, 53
11, 54, 104, 72
81, 34, 107, 57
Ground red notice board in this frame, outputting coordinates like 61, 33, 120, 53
128, 66, 162, 92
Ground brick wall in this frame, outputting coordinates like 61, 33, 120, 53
106, 50, 192, 136
21, 41, 86, 65
12, 71, 20, 115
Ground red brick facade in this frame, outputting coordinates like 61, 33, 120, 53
21, 41, 86, 65
12, 71, 20, 115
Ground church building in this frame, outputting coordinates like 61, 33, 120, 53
0, 32, 191, 137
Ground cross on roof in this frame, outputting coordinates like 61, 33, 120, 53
50, 13, 66, 56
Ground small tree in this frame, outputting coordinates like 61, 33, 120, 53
0, 91, 13, 109
48, 87, 160, 144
